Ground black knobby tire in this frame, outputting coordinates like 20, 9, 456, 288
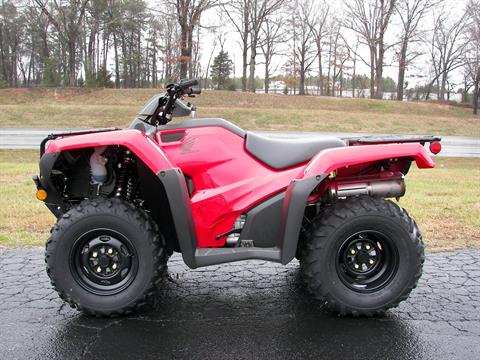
45, 198, 168, 317
299, 196, 424, 317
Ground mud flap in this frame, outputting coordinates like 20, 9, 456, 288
280, 174, 327, 264
156, 169, 198, 268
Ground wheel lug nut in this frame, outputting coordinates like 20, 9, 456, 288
107, 248, 113, 255
354, 264, 359, 269
112, 263, 117, 270
96, 266, 102, 273
369, 259, 374, 264
365, 245, 371, 250
92, 251, 98, 258
350, 249, 356, 254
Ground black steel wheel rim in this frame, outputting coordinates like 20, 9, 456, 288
336, 230, 398, 293
70, 228, 138, 295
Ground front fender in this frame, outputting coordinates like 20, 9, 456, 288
45, 129, 174, 173
40, 130, 200, 267
280, 143, 435, 264
38, 129, 173, 216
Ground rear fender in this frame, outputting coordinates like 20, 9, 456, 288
280, 143, 435, 264
301, 143, 435, 177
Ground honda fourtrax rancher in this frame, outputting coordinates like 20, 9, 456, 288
34, 79, 442, 317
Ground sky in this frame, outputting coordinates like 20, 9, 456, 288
152, 0, 471, 88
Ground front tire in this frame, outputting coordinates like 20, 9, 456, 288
45, 198, 167, 317
300, 196, 424, 317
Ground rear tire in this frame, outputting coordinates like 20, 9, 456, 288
299, 196, 424, 317
45, 198, 167, 317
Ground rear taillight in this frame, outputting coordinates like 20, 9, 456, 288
429, 141, 442, 154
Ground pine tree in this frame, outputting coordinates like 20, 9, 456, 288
210, 50, 233, 90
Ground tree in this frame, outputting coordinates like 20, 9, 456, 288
83, 0, 110, 87
465, 0, 480, 114
329, 24, 351, 96
246, 0, 284, 92
0, 0, 25, 87
344, 0, 397, 99
426, 9, 468, 100
307, 0, 329, 95
174, 0, 216, 79
222, 0, 250, 92
290, 0, 316, 95
395, 0, 436, 101
260, 16, 284, 93
210, 49, 233, 89
34, 0, 90, 86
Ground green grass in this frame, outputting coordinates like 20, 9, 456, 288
402, 158, 480, 251
0, 150, 478, 251
0, 88, 478, 136
0, 151, 55, 248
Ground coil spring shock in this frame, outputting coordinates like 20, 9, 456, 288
115, 150, 134, 199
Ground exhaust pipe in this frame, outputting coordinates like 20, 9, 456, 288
330, 178, 406, 200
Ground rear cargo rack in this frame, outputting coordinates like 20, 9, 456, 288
345, 135, 441, 146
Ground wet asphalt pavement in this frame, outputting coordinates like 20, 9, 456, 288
0, 248, 479, 360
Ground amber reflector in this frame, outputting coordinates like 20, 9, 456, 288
36, 189, 48, 201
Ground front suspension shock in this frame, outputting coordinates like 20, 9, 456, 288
115, 150, 135, 200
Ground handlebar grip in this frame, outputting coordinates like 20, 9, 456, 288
189, 88, 202, 95
179, 78, 199, 88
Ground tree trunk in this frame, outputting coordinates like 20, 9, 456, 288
396, 65, 405, 101
317, 44, 323, 95
187, 26, 194, 78
339, 70, 343, 97
299, 61, 306, 95
248, 41, 257, 92
113, 32, 119, 88
375, 42, 385, 99
241, 44, 248, 91
440, 72, 447, 101
352, 51, 357, 98
326, 41, 332, 96
264, 56, 270, 94
396, 41, 408, 101
121, 36, 127, 87
241, 8, 249, 92
68, 40, 76, 86
369, 46, 375, 99
179, 23, 189, 79
473, 79, 479, 115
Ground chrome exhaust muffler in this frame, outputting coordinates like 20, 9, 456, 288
330, 178, 406, 199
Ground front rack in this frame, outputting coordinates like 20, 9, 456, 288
39, 128, 119, 156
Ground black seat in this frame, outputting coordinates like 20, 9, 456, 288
245, 132, 346, 169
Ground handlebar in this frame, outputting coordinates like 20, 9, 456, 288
179, 79, 199, 88
154, 79, 200, 125
166, 79, 201, 96
185, 87, 202, 95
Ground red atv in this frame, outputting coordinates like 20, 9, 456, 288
34, 79, 442, 317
